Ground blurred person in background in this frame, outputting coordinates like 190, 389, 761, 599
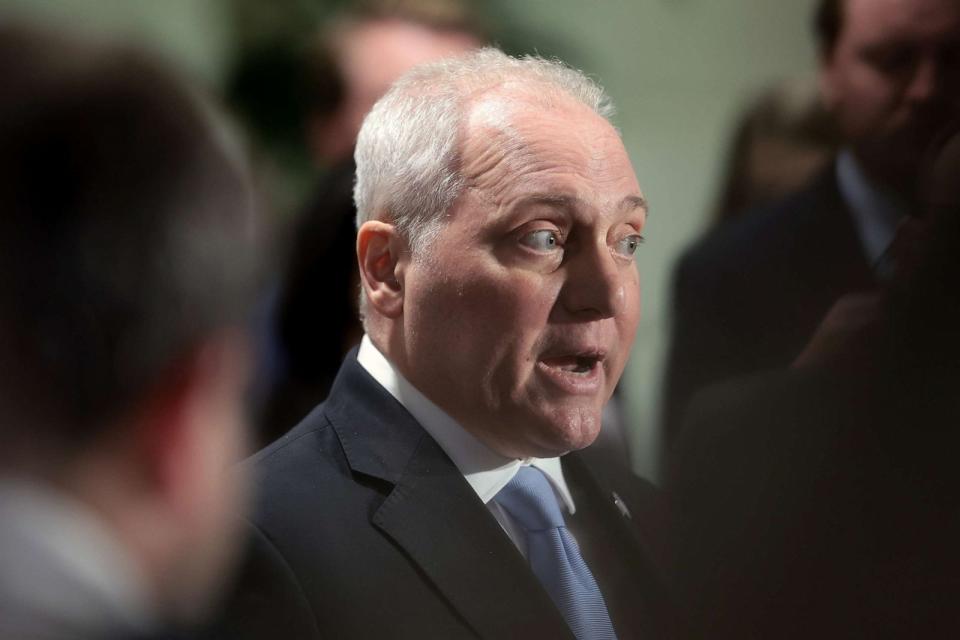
304, 0, 484, 168
0, 24, 262, 639
262, 0, 483, 444
662, 0, 960, 454
213, 48, 680, 640
666, 119, 960, 638
710, 75, 839, 226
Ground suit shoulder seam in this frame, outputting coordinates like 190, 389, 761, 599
246, 518, 324, 636
251, 414, 334, 464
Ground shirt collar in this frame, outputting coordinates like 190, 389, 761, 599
356, 335, 577, 514
836, 149, 909, 268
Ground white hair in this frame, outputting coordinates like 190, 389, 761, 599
354, 47, 615, 244
353, 47, 616, 319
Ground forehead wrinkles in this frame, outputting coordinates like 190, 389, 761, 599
460, 96, 619, 205
461, 121, 529, 192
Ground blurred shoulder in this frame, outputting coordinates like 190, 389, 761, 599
668, 368, 858, 490
676, 168, 843, 287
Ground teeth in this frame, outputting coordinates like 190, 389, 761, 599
543, 355, 599, 374
563, 357, 594, 373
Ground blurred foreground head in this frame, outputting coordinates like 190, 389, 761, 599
0, 24, 262, 636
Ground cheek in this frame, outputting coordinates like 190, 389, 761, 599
837, 66, 900, 128
440, 268, 560, 394
452, 268, 557, 336
621, 268, 642, 324
825, 57, 894, 130
853, 71, 898, 108
614, 272, 641, 364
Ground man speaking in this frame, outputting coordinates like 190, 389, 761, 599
220, 49, 674, 639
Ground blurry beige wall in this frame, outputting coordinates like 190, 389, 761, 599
0, 0, 233, 84
1, 0, 820, 481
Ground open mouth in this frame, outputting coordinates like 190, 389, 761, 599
541, 353, 604, 375
537, 350, 606, 395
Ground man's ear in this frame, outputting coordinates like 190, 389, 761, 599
134, 333, 250, 519
357, 220, 406, 318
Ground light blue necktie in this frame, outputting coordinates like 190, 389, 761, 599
495, 466, 617, 640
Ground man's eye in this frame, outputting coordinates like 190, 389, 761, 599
864, 47, 915, 77
615, 234, 644, 257
520, 229, 562, 251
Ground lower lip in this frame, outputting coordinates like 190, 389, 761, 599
535, 360, 604, 396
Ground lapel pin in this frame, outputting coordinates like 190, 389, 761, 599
611, 491, 631, 519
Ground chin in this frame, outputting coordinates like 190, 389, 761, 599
533, 408, 603, 456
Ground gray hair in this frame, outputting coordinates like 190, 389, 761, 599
354, 47, 615, 248
353, 47, 615, 319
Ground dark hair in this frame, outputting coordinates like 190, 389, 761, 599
814, 0, 844, 57
0, 26, 262, 450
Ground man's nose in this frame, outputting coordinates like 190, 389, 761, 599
559, 242, 626, 320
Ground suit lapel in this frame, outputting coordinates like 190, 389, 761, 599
806, 167, 876, 291
564, 449, 684, 639
325, 353, 573, 639
563, 450, 663, 564
373, 435, 574, 639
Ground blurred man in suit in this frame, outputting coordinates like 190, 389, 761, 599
0, 26, 262, 639
666, 121, 960, 638
217, 48, 678, 639
662, 0, 960, 452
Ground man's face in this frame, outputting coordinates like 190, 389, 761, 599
821, 0, 960, 187
398, 91, 644, 459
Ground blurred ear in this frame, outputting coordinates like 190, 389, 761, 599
107, 332, 251, 621
137, 332, 251, 519
357, 220, 406, 319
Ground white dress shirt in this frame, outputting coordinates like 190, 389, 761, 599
836, 149, 909, 278
357, 335, 576, 557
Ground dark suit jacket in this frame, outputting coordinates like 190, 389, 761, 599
213, 351, 679, 639
666, 367, 960, 639
662, 166, 875, 452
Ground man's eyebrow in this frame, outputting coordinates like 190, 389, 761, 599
621, 195, 648, 214
508, 193, 648, 218
518, 194, 577, 209
515, 194, 647, 209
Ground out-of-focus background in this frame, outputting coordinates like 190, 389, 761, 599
0, 0, 821, 481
